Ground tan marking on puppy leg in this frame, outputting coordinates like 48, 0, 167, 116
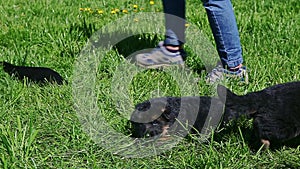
261, 139, 270, 149
158, 125, 171, 141
161, 125, 169, 136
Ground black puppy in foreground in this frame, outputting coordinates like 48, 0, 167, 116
131, 82, 300, 149
1, 61, 65, 85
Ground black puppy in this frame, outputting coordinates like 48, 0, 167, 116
131, 82, 300, 149
1, 61, 65, 85
130, 96, 224, 138
218, 82, 300, 148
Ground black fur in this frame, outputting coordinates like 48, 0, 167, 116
217, 82, 300, 148
130, 82, 300, 149
130, 96, 224, 138
1, 61, 65, 85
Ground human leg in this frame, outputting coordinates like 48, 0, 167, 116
203, 0, 243, 68
162, 0, 186, 46
203, 0, 248, 83
135, 0, 186, 68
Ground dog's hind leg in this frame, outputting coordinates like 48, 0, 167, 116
261, 139, 270, 149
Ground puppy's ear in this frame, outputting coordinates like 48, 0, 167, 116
161, 110, 176, 122
217, 85, 237, 103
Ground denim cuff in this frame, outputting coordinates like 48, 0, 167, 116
222, 58, 243, 69
164, 29, 181, 46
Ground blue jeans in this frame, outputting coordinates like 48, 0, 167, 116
163, 0, 243, 68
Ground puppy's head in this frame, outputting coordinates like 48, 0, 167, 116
130, 98, 178, 138
131, 118, 169, 138
130, 110, 175, 138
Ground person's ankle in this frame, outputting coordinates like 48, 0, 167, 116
164, 45, 180, 53
165, 45, 179, 50
229, 64, 243, 72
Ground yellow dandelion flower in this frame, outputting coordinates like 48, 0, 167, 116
79, 8, 84, 11
86, 8, 92, 12
185, 23, 190, 27
133, 4, 138, 8
122, 9, 128, 13
150, 1, 155, 5
114, 8, 120, 12
97, 10, 104, 14
111, 10, 116, 14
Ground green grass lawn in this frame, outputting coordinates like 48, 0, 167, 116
0, 0, 299, 168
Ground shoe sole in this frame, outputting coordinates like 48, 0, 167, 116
136, 62, 185, 69
206, 69, 249, 84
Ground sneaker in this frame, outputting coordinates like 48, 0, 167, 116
135, 41, 185, 69
206, 64, 248, 84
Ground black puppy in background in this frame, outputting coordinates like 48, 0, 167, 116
1, 61, 65, 85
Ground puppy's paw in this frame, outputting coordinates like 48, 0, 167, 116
261, 139, 270, 149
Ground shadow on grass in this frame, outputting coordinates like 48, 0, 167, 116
68, 17, 207, 74
69, 17, 96, 40
113, 34, 161, 58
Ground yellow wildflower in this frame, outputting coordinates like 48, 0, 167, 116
150, 1, 155, 5
185, 23, 190, 27
122, 9, 128, 13
79, 8, 84, 11
97, 10, 104, 14
114, 8, 120, 12
111, 10, 116, 14
133, 4, 138, 8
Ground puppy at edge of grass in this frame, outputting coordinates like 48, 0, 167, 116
1, 61, 65, 85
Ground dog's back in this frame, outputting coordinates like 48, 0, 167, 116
254, 82, 300, 143
217, 82, 300, 148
